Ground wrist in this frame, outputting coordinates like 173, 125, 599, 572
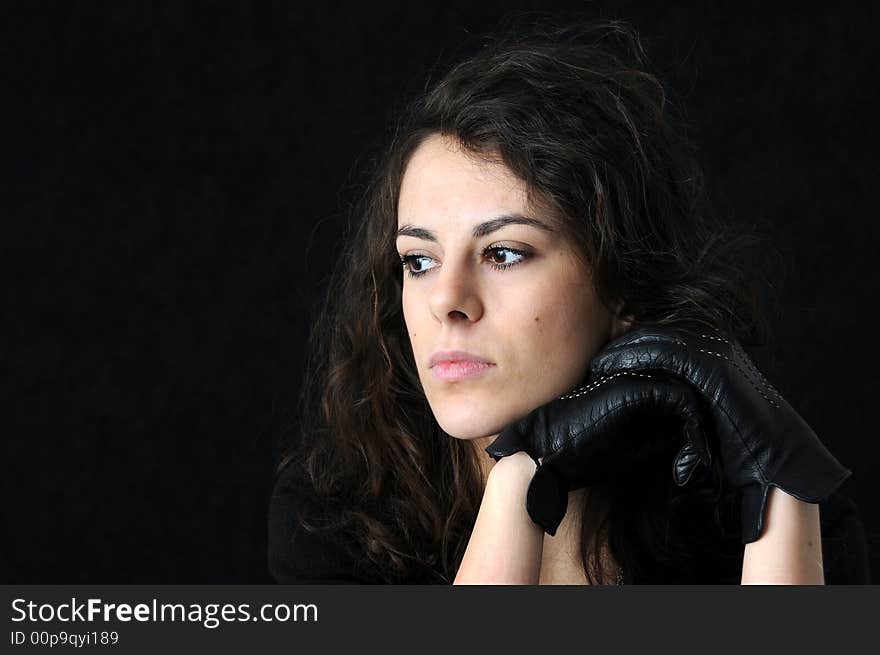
489, 451, 538, 485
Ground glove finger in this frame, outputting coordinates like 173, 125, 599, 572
525, 463, 568, 536
673, 441, 706, 486
673, 441, 698, 486
681, 401, 712, 467
740, 483, 771, 544
672, 402, 713, 486
485, 427, 536, 463
537, 373, 712, 490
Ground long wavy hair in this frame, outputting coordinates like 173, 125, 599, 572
276, 15, 777, 584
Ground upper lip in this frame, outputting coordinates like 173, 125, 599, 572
429, 350, 493, 368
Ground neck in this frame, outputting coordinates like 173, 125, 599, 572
470, 434, 499, 488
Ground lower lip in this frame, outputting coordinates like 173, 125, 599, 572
431, 361, 495, 381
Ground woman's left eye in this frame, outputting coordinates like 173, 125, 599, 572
484, 246, 528, 270
398, 246, 530, 279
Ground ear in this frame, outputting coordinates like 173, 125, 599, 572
610, 315, 632, 340
609, 300, 633, 340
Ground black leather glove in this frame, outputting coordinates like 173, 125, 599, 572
588, 320, 852, 544
485, 370, 714, 536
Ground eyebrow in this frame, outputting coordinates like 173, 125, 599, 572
396, 213, 553, 242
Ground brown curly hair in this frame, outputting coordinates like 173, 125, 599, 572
275, 14, 776, 584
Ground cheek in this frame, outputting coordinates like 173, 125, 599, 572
523, 287, 608, 361
401, 288, 425, 352
401, 287, 416, 329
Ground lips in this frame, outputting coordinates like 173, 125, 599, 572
429, 350, 493, 368
429, 350, 495, 382
432, 360, 495, 381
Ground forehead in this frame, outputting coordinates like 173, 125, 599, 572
397, 134, 530, 227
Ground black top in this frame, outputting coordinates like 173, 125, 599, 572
268, 460, 447, 584
268, 460, 870, 585
268, 461, 392, 584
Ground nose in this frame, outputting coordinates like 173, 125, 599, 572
427, 256, 484, 324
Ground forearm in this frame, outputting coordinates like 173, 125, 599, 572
453, 451, 544, 584
740, 486, 824, 584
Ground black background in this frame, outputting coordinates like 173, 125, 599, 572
3, 1, 878, 583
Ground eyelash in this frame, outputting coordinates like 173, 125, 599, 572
398, 245, 530, 279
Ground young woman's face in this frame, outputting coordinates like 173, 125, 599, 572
397, 133, 628, 444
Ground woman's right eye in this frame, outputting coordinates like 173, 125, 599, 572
399, 254, 436, 278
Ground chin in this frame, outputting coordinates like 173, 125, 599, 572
432, 408, 511, 441
443, 430, 494, 441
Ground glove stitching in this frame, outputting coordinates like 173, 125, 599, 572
558, 370, 654, 400
737, 347, 785, 403
701, 332, 784, 403
697, 347, 781, 409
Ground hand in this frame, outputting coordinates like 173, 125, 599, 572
485, 370, 714, 536
587, 320, 852, 543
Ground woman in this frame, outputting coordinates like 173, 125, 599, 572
268, 18, 850, 584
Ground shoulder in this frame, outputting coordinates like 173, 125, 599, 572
267, 460, 383, 584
